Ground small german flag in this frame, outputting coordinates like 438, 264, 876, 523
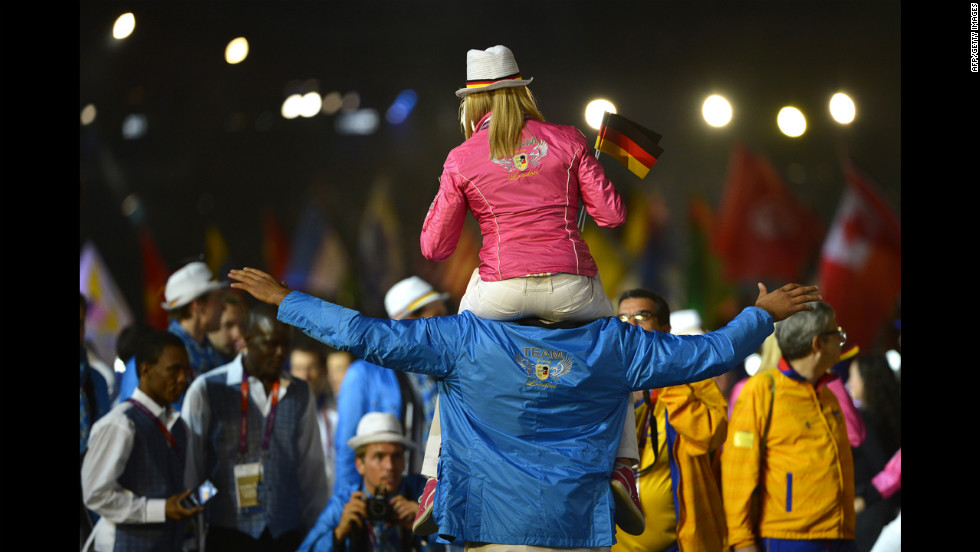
594, 112, 664, 179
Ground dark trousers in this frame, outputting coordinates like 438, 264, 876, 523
761, 538, 858, 552
205, 526, 304, 552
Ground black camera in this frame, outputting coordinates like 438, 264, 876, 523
363, 485, 394, 522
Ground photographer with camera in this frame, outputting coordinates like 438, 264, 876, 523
299, 412, 443, 552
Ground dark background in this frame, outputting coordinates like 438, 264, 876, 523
80, 0, 901, 323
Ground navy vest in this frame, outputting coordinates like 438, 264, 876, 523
114, 404, 188, 551
202, 373, 311, 538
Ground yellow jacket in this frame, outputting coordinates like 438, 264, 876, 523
721, 361, 855, 549
613, 379, 728, 552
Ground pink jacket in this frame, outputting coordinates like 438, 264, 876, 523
421, 112, 625, 281
872, 448, 901, 499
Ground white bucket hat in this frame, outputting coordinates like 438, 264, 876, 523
347, 412, 416, 450
161, 261, 228, 311
456, 45, 534, 98
384, 276, 449, 320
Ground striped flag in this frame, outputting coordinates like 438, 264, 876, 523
594, 111, 664, 179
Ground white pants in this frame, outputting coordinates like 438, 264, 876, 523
421, 269, 638, 477
458, 269, 615, 322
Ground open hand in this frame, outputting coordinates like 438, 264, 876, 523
228, 267, 291, 306
754, 283, 821, 323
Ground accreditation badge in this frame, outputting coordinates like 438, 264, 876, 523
233, 462, 264, 514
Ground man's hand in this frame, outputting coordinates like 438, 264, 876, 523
165, 489, 205, 520
389, 494, 420, 528
334, 491, 368, 541
734, 545, 760, 552
228, 267, 291, 307
754, 283, 821, 323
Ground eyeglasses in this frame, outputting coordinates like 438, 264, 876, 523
819, 326, 847, 346
618, 310, 656, 323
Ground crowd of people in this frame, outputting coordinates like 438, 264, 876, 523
79, 44, 900, 552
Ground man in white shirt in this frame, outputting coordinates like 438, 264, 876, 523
82, 331, 204, 551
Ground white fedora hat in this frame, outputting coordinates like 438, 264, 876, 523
456, 45, 534, 98
347, 412, 416, 450
161, 261, 228, 311
384, 276, 449, 320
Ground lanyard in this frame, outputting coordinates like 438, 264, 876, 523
239, 378, 280, 455
126, 398, 181, 460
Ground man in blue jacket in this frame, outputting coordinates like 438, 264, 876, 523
228, 267, 819, 550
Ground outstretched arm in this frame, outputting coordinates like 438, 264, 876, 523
753, 283, 821, 323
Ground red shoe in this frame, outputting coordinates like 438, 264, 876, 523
412, 477, 438, 536
610, 463, 645, 535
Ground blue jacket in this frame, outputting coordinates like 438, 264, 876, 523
298, 474, 442, 552
279, 292, 772, 547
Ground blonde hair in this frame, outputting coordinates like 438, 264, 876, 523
459, 86, 545, 160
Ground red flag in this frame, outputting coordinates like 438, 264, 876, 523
711, 144, 824, 283
818, 162, 901, 351
263, 209, 290, 281
139, 227, 170, 330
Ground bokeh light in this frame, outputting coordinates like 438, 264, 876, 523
829, 92, 856, 124
113, 13, 135, 40
777, 106, 806, 137
321, 91, 343, 115
585, 99, 616, 129
386, 89, 418, 125
281, 94, 303, 119
702, 95, 733, 127
81, 104, 97, 125
225, 37, 249, 64
299, 92, 322, 118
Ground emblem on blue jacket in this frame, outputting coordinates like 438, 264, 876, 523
516, 347, 572, 387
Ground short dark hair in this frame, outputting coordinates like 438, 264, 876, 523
618, 289, 671, 327
245, 303, 287, 337
135, 331, 186, 371
117, 322, 155, 362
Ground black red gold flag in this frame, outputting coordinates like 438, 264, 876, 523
594, 112, 664, 179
